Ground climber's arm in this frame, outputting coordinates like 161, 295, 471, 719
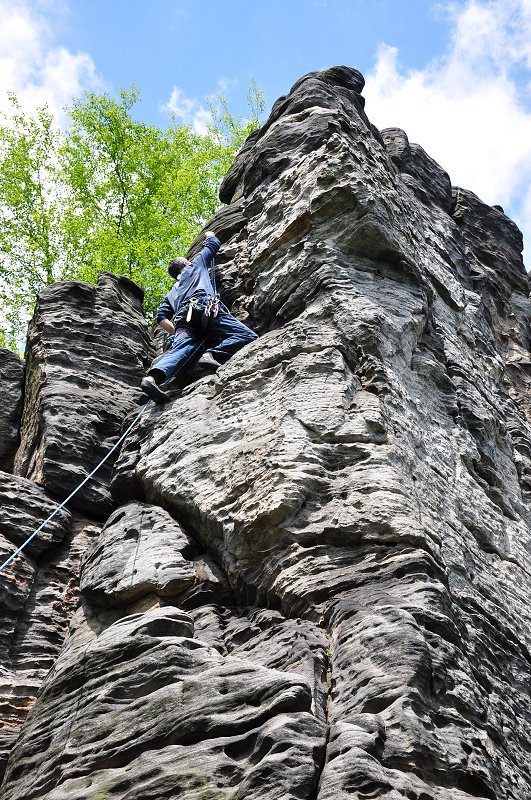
156, 298, 176, 335
200, 231, 220, 260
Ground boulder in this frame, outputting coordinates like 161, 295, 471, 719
1, 609, 326, 800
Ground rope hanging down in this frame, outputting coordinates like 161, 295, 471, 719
0, 399, 153, 577
2, 252, 219, 578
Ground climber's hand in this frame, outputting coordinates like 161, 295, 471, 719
159, 318, 175, 336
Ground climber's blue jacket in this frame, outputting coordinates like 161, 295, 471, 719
156, 235, 221, 322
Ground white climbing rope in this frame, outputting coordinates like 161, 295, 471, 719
0, 399, 153, 577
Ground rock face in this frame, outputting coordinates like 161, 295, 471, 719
0, 273, 150, 775
14, 272, 153, 519
0, 349, 24, 471
2, 65, 531, 799
0, 472, 100, 776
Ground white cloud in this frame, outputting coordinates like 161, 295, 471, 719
161, 77, 243, 136
216, 76, 235, 94
0, 0, 99, 124
161, 86, 212, 135
364, 0, 531, 262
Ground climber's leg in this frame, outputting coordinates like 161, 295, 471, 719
204, 309, 258, 364
141, 328, 206, 403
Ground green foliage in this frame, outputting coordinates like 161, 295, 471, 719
0, 84, 265, 347
0, 95, 63, 346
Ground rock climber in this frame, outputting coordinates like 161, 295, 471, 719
140, 230, 258, 403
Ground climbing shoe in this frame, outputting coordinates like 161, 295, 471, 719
140, 376, 170, 404
197, 351, 220, 371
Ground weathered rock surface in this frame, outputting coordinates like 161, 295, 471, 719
0, 272, 150, 774
381, 126, 453, 211
80, 501, 232, 608
1, 609, 326, 800
0, 472, 99, 774
2, 65, 531, 799
13, 272, 153, 519
0, 349, 24, 472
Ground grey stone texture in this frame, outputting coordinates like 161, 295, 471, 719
1, 609, 326, 800
0, 348, 24, 472
13, 272, 153, 519
80, 501, 233, 608
2, 65, 531, 799
0, 272, 150, 775
0, 471, 99, 775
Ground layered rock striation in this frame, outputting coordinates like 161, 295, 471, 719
14, 272, 153, 519
0, 273, 152, 776
1, 66, 531, 799
0, 349, 23, 472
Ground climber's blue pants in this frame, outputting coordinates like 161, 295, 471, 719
150, 308, 258, 382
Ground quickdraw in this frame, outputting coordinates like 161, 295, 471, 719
201, 254, 220, 325
204, 293, 220, 319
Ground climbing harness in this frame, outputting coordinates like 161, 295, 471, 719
0, 399, 153, 578
182, 255, 220, 330
183, 293, 220, 329
183, 294, 220, 329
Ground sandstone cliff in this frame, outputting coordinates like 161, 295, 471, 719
1, 66, 530, 799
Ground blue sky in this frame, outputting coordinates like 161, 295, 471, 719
59, 0, 454, 124
1, 0, 531, 262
